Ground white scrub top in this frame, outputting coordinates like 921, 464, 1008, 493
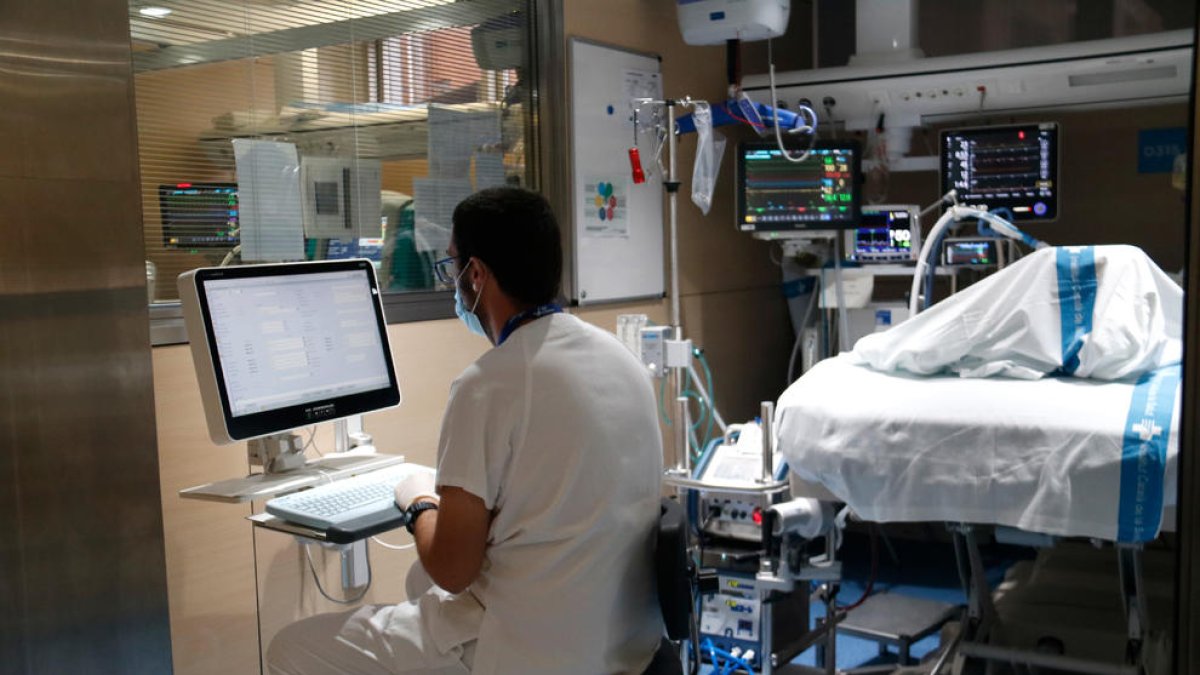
435, 312, 665, 675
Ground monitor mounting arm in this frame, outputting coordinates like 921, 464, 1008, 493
249, 433, 307, 474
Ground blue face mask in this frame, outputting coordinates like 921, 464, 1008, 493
453, 260, 487, 338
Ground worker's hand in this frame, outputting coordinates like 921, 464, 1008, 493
394, 464, 438, 510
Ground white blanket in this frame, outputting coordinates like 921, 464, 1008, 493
776, 356, 1180, 542
850, 245, 1182, 380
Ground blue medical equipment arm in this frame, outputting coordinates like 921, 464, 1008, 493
675, 100, 804, 134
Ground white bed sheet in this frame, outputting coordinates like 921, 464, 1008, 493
776, 355, 1180, 542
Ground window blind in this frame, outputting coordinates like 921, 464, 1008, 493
130, 0, 532, 302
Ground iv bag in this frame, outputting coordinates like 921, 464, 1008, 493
690, 103, 726, 215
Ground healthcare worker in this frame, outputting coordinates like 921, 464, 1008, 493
268, 187, 665, 674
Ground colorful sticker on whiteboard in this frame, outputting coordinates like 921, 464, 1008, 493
583, 177, 628, 238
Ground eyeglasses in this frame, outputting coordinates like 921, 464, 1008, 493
433, 256, 458, 285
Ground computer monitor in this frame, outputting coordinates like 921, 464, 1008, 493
940, 122, 1059, 222
160, 183, 239, 248
178, 259, 401, 445
737, 140, 861, 232
845, 205, 921, 263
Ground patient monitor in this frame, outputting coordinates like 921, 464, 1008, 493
178, 259, 401, 456
941, 122, 1059, 222
160, 182, 239, 249
737, 140, 862, 234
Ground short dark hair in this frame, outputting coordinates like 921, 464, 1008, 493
452, 187, 562, 306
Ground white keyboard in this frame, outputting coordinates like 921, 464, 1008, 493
265, 463, 430, 531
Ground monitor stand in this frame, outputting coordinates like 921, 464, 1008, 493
249, 432, 308, 474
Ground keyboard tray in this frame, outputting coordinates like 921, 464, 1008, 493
250, 505, 408, 545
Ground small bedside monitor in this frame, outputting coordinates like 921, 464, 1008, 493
845, 205, 921, 263
942, 238, 1000, 267
179, 259, 401, 445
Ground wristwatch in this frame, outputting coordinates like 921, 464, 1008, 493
405, 500, 439, 534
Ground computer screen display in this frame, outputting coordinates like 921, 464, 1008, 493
847, 205, 920, 263
941, 123, 1058, 222
180, 259, 401, 444
160, 183, 239, 248
737, 140, 861, 232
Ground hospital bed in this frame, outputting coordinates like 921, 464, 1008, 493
773, 355, 1179, 674
766, 246, 1182, 675
777, 356, 1180, 545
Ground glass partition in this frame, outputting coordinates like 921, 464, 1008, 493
130, 0, 532, 304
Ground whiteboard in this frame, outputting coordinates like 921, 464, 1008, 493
569, 38, 664, 304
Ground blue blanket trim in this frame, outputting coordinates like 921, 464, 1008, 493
1055, 247, 1097, 375
1117, 365, 1180, 542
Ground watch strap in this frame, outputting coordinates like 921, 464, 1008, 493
405, 500, 439, 534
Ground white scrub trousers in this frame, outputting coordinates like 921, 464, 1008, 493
267, 566, 480, 675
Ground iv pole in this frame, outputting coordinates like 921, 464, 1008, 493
666, 99, 688, 475
637, 95, 702, 475
633, 96, 731, 476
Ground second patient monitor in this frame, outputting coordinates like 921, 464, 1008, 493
846, 205, 921, 264
941, 122, 1059, 222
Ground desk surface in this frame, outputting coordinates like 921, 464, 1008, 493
180, 452, 407, 503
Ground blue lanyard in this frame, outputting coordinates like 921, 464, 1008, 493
497, 303, 563, 345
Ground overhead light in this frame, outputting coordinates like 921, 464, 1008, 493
139, 6, 173, 18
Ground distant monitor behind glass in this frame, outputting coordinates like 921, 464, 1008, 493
940, 123, 1059, 222
737, 140, 861, 232
160, 183, 239, 248
179, 259, 401, 445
